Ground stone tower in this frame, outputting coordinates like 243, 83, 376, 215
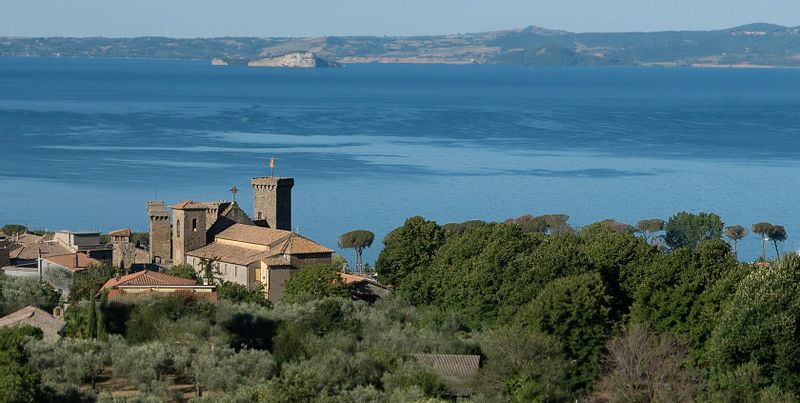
251, 177, 294, 230
147, 201, 171, 264
170, 201, 207, 265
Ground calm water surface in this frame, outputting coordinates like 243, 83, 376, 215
1, 57, 799, 262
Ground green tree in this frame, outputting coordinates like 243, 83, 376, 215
376, 216, 446, 286
338, 230, 375, 273
518, 272, 613, 390
200, 258, 220, 285
166, 263, 199, 281
1, 224, 27, 236
636, 219, 665, 243
478, 326, 569, 402
724, 225, 748, 256
582, 219, 634, 235
665, 211, 723, 250
217, 281, 270, 306
631, 239, 737, 350
0, 326, 44, 403
68, 264, 115, 302
709, 254, 800, 393
27, 337, 111, 392
751, 222, 773, 261
0, 276, 62, 315
767, 224, 787, 258
281, 264, 351, 303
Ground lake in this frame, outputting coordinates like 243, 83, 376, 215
2, 57, 799, 263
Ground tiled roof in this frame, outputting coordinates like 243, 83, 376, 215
216, 224, 293, 246
43, 252, 102, 271
275, 235, 334, 255
412, 354, 480, 397
0, 306, 65, 339
187, 242, 277, 266
108, 228, 131, 237
169, 200, 207, 210
339, 272, 374, 285
100, 270, 197, 292
8, 234, 71, 261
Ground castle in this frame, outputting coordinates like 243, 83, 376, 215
146, 175, 333, 302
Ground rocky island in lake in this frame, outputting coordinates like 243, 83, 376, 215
212, 52, 340, 68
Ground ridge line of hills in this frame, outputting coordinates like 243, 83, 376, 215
3, 23, 800, 67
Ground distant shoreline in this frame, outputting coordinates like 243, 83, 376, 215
2, 55, 797, 69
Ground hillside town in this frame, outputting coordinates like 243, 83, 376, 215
0, 170, 390, 328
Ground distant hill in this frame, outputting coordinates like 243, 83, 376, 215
3, 23, 800, 67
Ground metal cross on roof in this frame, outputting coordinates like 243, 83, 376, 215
230, 186, 239, 203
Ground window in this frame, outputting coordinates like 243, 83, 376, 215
192, 219, 197, 232
257, 212, 263, 219
176, 220, 181, 237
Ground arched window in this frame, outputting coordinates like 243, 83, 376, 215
176, 220, 181, 237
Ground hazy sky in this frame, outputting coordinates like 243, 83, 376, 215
2, 0, 799, 38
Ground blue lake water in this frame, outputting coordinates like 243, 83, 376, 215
1, 56, 800, 263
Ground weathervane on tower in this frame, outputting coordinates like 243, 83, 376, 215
269, 156, 275, 177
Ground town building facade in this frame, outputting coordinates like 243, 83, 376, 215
147, 174, 333, 302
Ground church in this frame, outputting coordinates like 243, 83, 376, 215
147, 175, 333, 302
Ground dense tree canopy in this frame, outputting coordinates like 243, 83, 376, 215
375, 216, 446, 286
281, 264, 351, 303
664, 211, 724, 250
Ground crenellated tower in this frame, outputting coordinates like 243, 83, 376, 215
251, 177, 294, 230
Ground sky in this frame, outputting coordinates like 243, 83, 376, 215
1, 0, 799, 38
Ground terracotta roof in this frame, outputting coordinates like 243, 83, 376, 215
339, 272, 375, 285
216, 224, 293, 246
43, 252, 101, 272
0, 306, 65, 340
412, 354, 480, 397
108, 228, 131, 237
8, 234, 71, 261
187, 242, 277, 266
169, 200, 207, 210
100, 270, 197, 292
275, 235, 334, 255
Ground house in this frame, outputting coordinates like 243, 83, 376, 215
41, 252, 102, 273
7, 233, 72, 267
0, 305, 65, 340
186, 223, 333, 302
98, 270, 216, 302
339, 273, 391, 303
108, 228, 131, 243
412, 354, 481, 397
53, 230, 113, 264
